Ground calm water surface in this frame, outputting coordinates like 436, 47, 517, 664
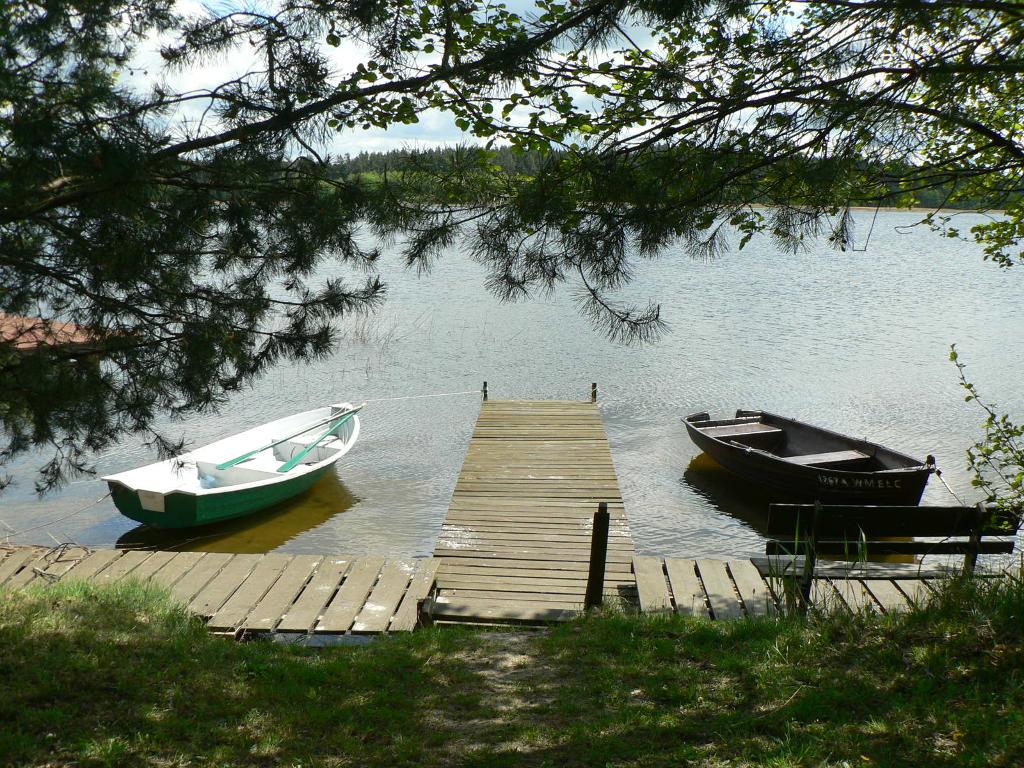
4, 211, 1023, 559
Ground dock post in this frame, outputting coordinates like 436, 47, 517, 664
482, 381, 488, 401
963, 501, 988, 576
591, 382, 597, 403
798, 500, 820, 613
584, 502, 610, 610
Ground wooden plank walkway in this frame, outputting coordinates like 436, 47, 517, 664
429, 399, 633, 623
629, 556, 984, 618
0, 394, 995, 631
0, 545, 435, 636
0, 545, 980, 632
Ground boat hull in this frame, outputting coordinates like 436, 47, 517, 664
684, 411, 931, 505
108, 465, 332, 529
103, 402, 360, 529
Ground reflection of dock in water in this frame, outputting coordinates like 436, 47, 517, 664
116, 472, 357, 554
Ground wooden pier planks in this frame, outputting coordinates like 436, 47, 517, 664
243, 555, 322, 632
728, 559, 776, 618
432, 400, 635, 623
150, 551, 206, 591
390, 559, 440, 632
275, 556, 352, 632
315, 556, 386, 633
1, 544, 948, 629
90, 549, 152, 584
0, 548, 46, 586
189, 553, 263, 618
0, 546, 435, 635
169, 552, 233, 604
664, 558, 711, 618
630, 556, 936, 618
634, 555, 672, 612
63, 549, 124, 581
127, 550, 178, 581
206, 554, 292, 631
697, 559, 745, 620
351, 560, 415, 634
19, 546, 91, 588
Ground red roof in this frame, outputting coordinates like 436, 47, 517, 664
0, 314, 97, 350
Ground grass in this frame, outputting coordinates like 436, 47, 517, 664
2, 575, 1024, 766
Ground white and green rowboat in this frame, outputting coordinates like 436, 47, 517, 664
103, 403, 362, 529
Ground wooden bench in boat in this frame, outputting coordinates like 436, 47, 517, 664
783, 449, 869, 468
697, 422, 784, 448
699, 422, 781, 438
764, 501, 1022, 609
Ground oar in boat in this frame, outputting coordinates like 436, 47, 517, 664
215, 405, 361, 471
277, 403, 365, 473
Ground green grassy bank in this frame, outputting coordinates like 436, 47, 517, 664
2, 576, 1023, 767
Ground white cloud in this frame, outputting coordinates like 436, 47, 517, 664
125, 0, 648, 156
121, 0, 476, 154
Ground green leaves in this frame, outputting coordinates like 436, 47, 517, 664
952, 347, 1024, 514
6, 0, 1024, 491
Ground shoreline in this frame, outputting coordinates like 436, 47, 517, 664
844, 205, 1004, 214
747, 203, 1005, 215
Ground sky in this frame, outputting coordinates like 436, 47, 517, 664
126, 0, 536, 157
127, 0, 660, 158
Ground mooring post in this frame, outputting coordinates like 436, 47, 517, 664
591, 382, 597, 403
482, 381, 488, 401
584, 501, 610, 610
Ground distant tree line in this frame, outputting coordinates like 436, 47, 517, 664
6, 0, 1024, 493
332, 146, 560, 178
333, 147, 1018, 211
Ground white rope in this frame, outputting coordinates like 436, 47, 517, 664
2, 492, 111, 540
934, 466, 967, 505
363, 389, 482, 403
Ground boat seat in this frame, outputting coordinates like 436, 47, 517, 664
196, 460, 278, 487
699, 421, 784, 448
699, 422, 783, 440
273, 439, 340, 465
784, 449, 870, 468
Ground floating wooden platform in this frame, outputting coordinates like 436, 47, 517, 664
428, 399, 635, 623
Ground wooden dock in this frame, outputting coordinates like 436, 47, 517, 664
0, 400, 986, 634
428, 399, 631, 623
0, 544, 960, 635
630, 556, 954, 617
0, 545, 437, 636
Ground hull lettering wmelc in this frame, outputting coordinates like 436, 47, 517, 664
818, 475, 902, 490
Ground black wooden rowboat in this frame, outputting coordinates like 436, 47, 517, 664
683, 409, 934, 505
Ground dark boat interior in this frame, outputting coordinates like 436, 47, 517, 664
689, 413, 909, 472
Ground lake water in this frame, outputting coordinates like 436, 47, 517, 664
3, 211, 1023, 560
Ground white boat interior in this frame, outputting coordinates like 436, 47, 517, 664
102, 403, 360, 497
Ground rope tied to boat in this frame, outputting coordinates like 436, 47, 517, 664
1, 492, 111, 541
933, 464, 967, 505
363, 389, 482, 403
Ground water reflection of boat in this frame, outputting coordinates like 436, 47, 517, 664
116, 471, 357, 553
683, 452, 803, 532
683, 453, 913, 563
